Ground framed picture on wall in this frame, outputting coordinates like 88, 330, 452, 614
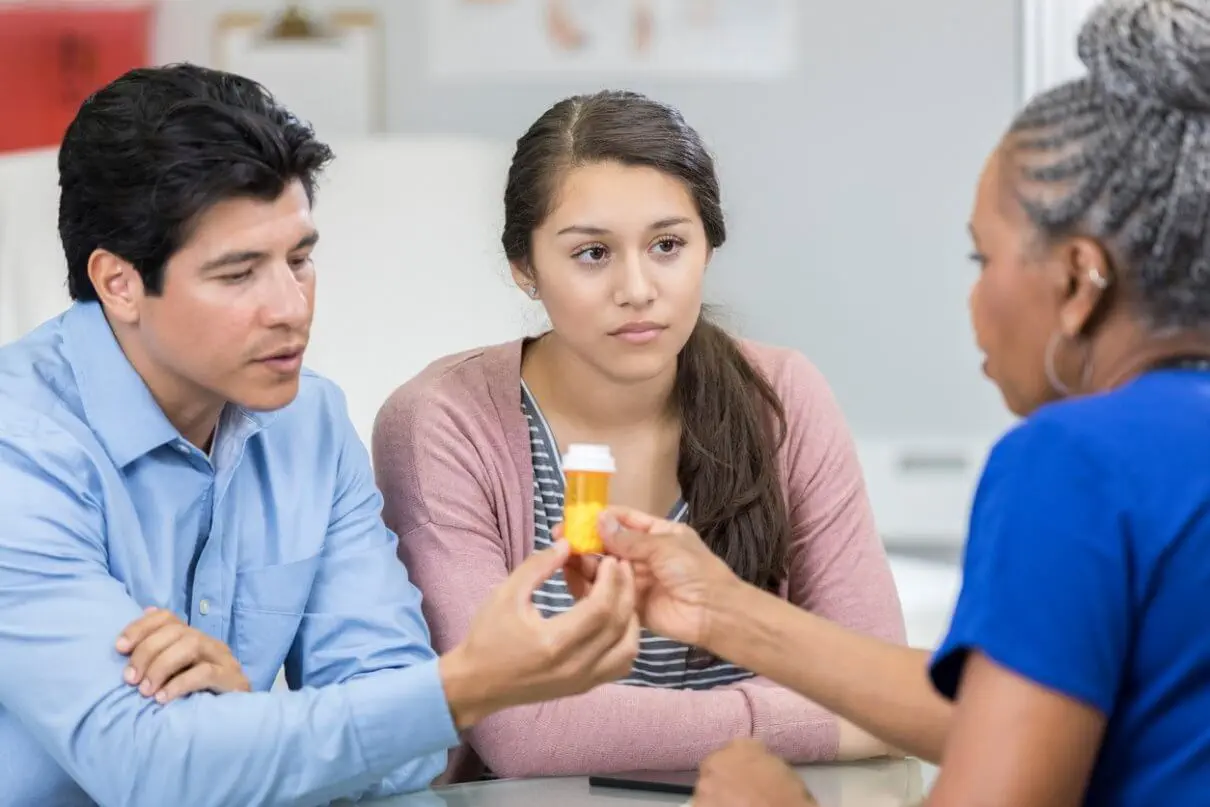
212, 6, 385, 138
426, 0, 797, 80
1020, 0, 1102, 100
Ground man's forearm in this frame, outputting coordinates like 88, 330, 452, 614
43, 661, 459, 807
705, 582, 952, 764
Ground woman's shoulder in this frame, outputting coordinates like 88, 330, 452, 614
735, 338, 831, 396
374, 339, 523, 442
733, 338, 846, 434
995, 374, 1199, 467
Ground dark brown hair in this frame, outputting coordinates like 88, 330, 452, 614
502, 90, 790, 592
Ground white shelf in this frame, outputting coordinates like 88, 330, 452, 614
857, 437, 995, 549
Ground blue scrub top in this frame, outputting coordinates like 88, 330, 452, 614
932, 367, 1210, 806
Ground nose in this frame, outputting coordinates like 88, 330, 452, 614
261, 261, 311, 328
612, 250, 657, 308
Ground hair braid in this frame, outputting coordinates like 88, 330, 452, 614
1007, 0, 1210, 330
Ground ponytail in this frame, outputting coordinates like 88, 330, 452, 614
675, 315, 790, 593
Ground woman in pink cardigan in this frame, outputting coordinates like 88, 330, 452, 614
372, 90, 906, 782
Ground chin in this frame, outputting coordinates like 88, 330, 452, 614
994, 381, 1042, 419
231, 378, 302, 412
603, 353, 678, 385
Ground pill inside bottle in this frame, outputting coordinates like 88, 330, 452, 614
561, 443, 615, 554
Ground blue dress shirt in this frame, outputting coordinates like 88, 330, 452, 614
0, 302, 458, 806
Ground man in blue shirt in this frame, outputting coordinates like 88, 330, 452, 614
0, 64, 640, 807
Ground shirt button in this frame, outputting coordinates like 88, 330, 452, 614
175, 443, 189, 454
198, 599, 211, 615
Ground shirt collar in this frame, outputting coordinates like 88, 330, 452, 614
61, 302, 276, 468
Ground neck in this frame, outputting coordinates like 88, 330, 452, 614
1085, 315, 1210, 394
107, 316, 225, 450
522, 333, 677, 433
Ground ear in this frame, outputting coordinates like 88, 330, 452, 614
87, 248, 145, 326
509, 259, 537, 297
1053, 236, 1113, 338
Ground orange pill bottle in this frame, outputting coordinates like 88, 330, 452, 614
561, 443, 615, 554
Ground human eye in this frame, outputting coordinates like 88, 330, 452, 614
289, 254, 314, 272
219, 269, 253, 284
650, 235, 686, 259
571, 243, 610, 266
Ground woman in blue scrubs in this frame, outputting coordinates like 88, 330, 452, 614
576, 0, 1210, 804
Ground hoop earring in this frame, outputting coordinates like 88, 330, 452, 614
1044, 330, 1094, 397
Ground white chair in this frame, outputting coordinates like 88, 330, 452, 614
304, 135, 535, 444
0, 148, 72, 347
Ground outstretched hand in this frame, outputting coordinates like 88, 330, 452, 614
441, 539, 641, 729
560, 507, 741, 649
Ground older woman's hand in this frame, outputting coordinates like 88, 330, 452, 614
694, 739, 818, 807
561, 506, 741, 649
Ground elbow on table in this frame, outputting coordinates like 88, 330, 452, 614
392, 749, 450, 793
351, 749, 449, 800
475, 742, 566, 780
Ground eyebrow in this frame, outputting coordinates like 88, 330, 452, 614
556, 217, 693, 236
199, 230, 320, 273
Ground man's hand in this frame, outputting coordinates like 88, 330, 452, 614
115, 607, 251, 703
694, 740, 819, 807
563, 506, 741, 648
439, 540, 640, 729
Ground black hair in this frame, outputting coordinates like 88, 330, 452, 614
58, 63, 334, 301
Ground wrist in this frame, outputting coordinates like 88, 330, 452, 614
439, 644, 500, 731
701, 575, 757, 656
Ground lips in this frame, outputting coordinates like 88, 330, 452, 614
609, 322, 666, 345
256, 345, 306, 373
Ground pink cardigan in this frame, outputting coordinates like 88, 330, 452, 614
372, 338, 906, 782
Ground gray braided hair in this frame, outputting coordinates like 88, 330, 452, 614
1008, 0, 1210, 329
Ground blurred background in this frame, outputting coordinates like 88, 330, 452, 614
0, 0, 1099, 650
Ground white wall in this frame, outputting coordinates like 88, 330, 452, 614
4, 0, 1039, 548
1021, 0, 1103, 98
150, 0, 1022, 445
143, 0, 1031, 547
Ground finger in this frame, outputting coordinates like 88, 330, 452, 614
734, 738, 769, 754
142, 633, 206, 694
552, 558, 633, 658
562, 555, 589, 600
125, 623, 186, 684
155, 662, 248, 704
116, 608, 177, 654
599, 521, 664, 563
505, 541, 572, 606
591, 612, 641, 685
615, 560, 637, 618
598, 505, 659, 533
563, 553, 602, 600
545, 556, 624, 650
153, 662, 219, 704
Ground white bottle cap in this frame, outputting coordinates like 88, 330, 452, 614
562, 443, 616, 474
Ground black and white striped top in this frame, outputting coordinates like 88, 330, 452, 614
522, 382, 754, 690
